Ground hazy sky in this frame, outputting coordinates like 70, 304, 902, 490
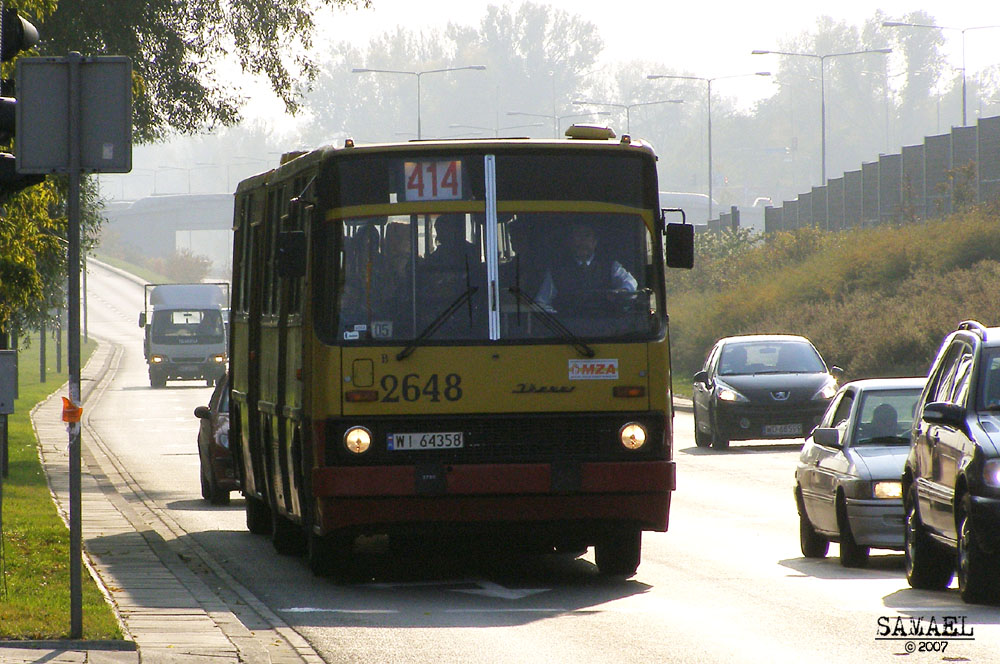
120, 1, 1000, 201
327, 1, 1000, 107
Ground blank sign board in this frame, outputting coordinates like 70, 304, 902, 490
15, 55, 132, 174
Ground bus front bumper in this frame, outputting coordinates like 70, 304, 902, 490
311, 460, 675, 533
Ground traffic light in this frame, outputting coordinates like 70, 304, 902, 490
0, 7, 40, 198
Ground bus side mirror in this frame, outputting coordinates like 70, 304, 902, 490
277, 230, 306, 279
138, 312, 146, 328
665, 221, 694, 269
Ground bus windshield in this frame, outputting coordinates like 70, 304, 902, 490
313, 151, 663, 346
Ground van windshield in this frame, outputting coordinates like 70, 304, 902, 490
150, 309, 225, 345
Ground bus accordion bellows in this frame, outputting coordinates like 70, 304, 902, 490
229, 126, 694, 577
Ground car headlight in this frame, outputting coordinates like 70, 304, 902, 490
619, 423, 647, 450
984, 459, 1000, 489
873, 480, 902, 499
344, 426, 372, 454
812, 381, 837, 400
716, 382, 748, 403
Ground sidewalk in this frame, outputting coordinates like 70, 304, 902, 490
1, 341, 320, 663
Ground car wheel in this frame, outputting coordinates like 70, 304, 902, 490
208, 472, 231, 505
693, 409, 712, 448
837, 496, 870, 568
957, 495, 1000, 605
799, 508, 829, 558
709, 410, 730, 450
199, 465, 211, 501
903, 485, 953, 590
594, 528, 641, 577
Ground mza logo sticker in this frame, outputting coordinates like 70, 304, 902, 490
568, 359, 619, 380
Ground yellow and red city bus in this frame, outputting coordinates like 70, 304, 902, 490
229, 126, 693, 576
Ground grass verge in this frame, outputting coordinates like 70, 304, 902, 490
0, 331, 123, 640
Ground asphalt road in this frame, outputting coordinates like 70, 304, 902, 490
85, 261, 999, 663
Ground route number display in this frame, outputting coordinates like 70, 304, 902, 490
404, 160, 462, 201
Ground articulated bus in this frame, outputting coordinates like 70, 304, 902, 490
229, 125, 694, 577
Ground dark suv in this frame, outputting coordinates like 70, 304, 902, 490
903, 320, 1000, 604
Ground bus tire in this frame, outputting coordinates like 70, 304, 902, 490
595, 528, 641, 577
245, 494, 271, 535
271, 509, 305, 555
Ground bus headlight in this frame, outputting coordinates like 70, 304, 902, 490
212, 354, 226, 363
619, 423, 647, 450
344, 426, 372, 454
150, 355, 164, 364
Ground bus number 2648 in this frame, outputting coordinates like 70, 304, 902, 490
380, 373, 463, 402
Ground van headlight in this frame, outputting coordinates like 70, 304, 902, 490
344, 426, 372, 454
619, 423, 647, 450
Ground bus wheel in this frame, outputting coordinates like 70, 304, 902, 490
595, 529, 641, 577
271, 509, 305, 555
149, 372, 166, 389
245, 495, 271, 535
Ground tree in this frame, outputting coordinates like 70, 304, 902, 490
298, 2, 603, 145
35, 0, 370, 142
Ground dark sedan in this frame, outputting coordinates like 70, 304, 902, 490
693, 334, 841, 450
195, 373, 238, 504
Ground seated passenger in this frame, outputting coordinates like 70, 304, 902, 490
535, 222, 636, 311
868, 403, 898, 439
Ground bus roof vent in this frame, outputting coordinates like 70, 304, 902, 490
565, 124, 616, 140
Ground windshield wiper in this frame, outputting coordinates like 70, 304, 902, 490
507, 286, 595, 358
396, 286, 478, 361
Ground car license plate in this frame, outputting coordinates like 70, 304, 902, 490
388, 432, 464, 451
763, 423, 802, 436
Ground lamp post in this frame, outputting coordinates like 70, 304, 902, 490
882, 21, 1000, 127
570, 98, 684, 134
506, 111, 611, 138
352, 65, 487, 139
752, 48, 891, 183
646, 72, 770, 220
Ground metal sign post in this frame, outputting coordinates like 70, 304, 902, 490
16, 52, 131, 639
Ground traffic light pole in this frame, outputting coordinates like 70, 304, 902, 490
66, 51, 83, 640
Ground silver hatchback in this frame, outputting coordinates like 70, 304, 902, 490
794, 377, 925, 567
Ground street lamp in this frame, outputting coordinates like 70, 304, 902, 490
646, 72, 770, 220
882, 21, 1000, 127
352, 65, 487, 139
752, 48, 890, 183
506, 111, 612, 138
570, 98, 684, 134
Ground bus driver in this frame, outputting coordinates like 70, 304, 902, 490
535, 222, 637, 312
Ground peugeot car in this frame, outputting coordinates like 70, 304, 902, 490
693, 334, 841, 450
